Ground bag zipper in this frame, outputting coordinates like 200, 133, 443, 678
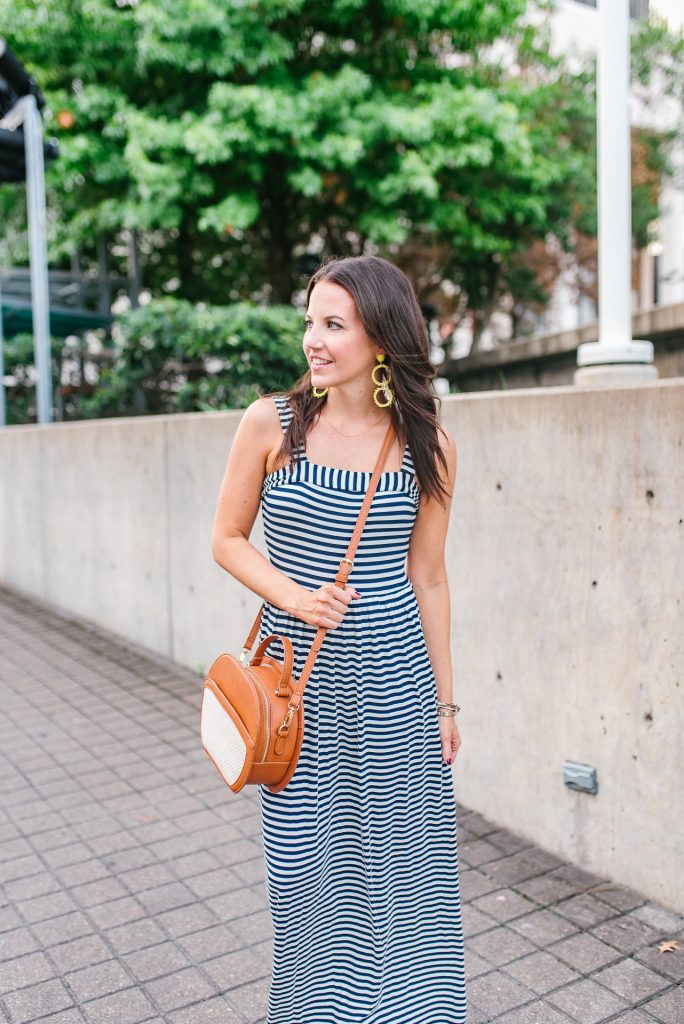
244, 668, 272, 762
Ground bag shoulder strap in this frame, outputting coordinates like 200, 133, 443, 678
241, 419, 397, 706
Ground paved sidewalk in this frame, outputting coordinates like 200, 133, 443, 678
0, 587, 682, 1024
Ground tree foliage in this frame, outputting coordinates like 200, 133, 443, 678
1, 0, 681, 370
0, 1, 588, 309
2, 301, 304, 423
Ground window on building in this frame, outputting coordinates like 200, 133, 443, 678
572, 0, 649, 15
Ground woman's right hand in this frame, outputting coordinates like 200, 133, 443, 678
290, 583, 362, 629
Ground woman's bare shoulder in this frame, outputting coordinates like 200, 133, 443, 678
240, 394, 282, 429
239, 395, 291, 476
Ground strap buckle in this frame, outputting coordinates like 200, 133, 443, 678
341, 557, 354, 568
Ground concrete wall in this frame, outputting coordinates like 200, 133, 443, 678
1, 380, 683, 911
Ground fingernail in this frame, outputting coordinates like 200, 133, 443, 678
446, 758, 453, 766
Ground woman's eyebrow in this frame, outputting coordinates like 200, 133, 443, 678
306, 313, 347, 320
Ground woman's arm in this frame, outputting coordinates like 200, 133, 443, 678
211, 397, 302, 615
211, 396, 359, 630
406, 425, 460, 764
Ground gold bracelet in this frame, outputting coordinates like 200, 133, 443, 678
436, 700, 461, 715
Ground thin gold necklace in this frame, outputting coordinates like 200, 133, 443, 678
320, 412, 389, 439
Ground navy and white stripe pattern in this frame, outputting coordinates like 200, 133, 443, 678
257, 394, 467, 1024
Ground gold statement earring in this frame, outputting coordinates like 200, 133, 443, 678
371, 353, 394, 408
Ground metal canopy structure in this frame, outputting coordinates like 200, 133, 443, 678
0, 125, 58, 182
0, 40, 59, 182
0, 37, 60, 425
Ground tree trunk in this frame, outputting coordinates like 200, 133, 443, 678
264, 160, 296, 304
176, 213, 194, 300
126, 229, 141, 309
468, 262, 500, 354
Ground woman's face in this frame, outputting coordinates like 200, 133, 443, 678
303, 280, 382, 390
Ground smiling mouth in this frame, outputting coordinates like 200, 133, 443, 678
310, 358, 333, 367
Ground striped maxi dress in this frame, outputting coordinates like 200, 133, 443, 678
256, 394, 467, 1024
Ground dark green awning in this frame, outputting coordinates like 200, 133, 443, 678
1, 302, 111, 338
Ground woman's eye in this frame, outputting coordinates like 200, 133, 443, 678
303, 320, 341, 329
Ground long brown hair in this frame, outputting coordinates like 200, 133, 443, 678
266, 254, 450, 505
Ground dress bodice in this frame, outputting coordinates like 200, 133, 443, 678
260, 395, 419, 596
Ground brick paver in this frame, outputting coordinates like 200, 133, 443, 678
0, 587, 682, 1024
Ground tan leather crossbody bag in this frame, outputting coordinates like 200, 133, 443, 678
200, 420, 397, 795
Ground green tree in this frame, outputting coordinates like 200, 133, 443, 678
1, 0, 681, 349
0, 0, 573, 308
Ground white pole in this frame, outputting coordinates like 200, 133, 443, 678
0, 277, 6, 427
24, 93, 53, 423
598, 0, 631, 348
575, 0, 656, 381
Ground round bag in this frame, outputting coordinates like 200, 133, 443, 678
201, 634, 304, 794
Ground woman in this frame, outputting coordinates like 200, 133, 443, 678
212, 254, 467, 1023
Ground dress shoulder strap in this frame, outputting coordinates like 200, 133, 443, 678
401, 441, 416, 474
272, 393, 293, 436
272, 394, 306, 460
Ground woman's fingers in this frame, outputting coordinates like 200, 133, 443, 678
315, 583, 360, 628
439, 720, 461, 765
292, 583, 363, 628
